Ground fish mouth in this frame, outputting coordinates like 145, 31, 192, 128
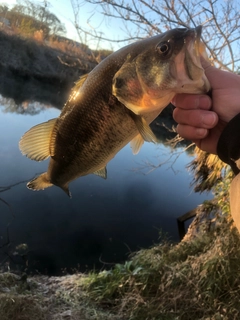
166, 25, 209, 94
185, 25, 202, 58
183, 26, 211, 92
193, 25, 202, 50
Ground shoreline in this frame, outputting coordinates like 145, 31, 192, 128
0, 30, 97, 108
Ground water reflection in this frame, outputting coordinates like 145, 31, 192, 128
0, 96, 211, 275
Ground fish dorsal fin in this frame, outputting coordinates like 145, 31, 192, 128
74, 73, 88, 90
19, 118, 57, 161
130, 134, 144, 155
130, 113, 157, 143
67, 74, 89, 103
93, 167, 107, 179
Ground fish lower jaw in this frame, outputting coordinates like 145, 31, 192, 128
176, 77, 210, 94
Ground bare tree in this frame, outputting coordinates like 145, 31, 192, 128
70, 0, 240, 193
11, 0, 66, 38
71, 0, 240, 72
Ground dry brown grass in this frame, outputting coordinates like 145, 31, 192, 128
0, 272, 124, 320
82, 211, 240, 320
0, 294, 47, 320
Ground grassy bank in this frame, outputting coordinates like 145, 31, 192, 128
1, 206, 240, 320
0, 272, 122, 320
0, 30, 98, 107
82, 213, 240, 319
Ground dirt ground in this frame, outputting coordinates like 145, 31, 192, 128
0, 272, 123, 320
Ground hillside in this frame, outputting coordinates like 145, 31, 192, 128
0, 30, 98, 108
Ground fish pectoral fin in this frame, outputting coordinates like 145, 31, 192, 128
93, 167, 107, 179
131, 114, 157, 143
19, 118, 57, 161
130, 134, 144, 155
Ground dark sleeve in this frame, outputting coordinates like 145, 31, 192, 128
217, 114, 240, 175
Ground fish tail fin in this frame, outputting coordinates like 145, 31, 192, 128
27, 173, 72, 198
27, 173, 53, 191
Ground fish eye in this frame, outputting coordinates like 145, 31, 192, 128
156, 41, 171, 56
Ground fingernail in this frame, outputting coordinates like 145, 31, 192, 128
202, 113, 216, 126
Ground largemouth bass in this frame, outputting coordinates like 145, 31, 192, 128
19, 26, 210, 197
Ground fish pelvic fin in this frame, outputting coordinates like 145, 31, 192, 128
27, 173, 53, 191
130, 134, 144, 155
93, 166, 107, 179
19, 118, 57, 161
130, 113, 157, 143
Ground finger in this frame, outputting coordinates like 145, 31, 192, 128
192, 139, 214, 154
172, 94, 211, 110
176, 124, 209, 141
196, 127, 221, 154
173, 108, 218, 128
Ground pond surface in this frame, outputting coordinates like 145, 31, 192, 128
0, 96, 211, 275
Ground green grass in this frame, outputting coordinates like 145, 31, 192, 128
81, 212, 240, 320
1, 211, 240, 320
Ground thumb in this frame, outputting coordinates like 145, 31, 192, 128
200, 56, 213, 70
200, 56, 222, 89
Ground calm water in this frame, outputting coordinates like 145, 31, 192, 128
0, 96, 211, 275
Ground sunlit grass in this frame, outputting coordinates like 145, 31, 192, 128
81, 211, 240, 320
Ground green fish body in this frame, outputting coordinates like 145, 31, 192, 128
19, 26, 210, 196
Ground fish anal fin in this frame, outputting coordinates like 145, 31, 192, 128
93, 167, 107, 179
130, 134, 144, 155
27, 173, 53, 191
19, 118, 57, 161
60, 185, 72, 198
130, 113, 157, 143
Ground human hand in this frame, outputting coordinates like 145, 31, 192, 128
172, 59, 240, 154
